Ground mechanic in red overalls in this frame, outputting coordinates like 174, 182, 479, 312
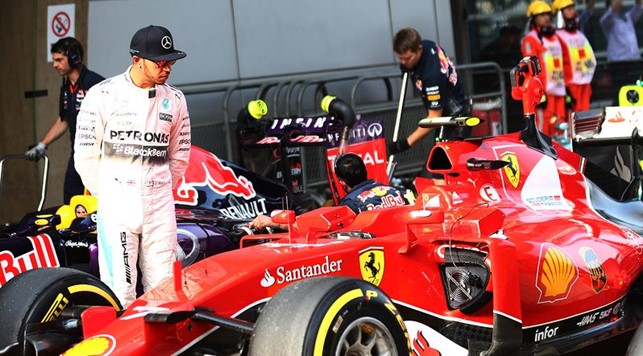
522, 1, 566, 136
552, 0, 597, 113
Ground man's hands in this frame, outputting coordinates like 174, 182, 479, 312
249, 214, 277, 230
25, 142, 46, 161
387, 138, 411, 155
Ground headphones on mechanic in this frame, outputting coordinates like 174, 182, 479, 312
67, 47, 82, 69
60, 38, 83, 69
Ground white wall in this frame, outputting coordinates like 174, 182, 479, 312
88, 0, 455, 85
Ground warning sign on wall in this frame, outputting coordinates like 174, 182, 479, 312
47, 4, 76, 62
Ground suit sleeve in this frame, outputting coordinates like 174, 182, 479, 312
73, 85, 104, 198
168, 93, 191, 187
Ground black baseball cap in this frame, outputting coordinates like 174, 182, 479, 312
129, 25, 187, 61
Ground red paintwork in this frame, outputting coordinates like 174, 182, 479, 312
67, 132, 643, 355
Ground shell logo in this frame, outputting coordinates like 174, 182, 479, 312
536, 243, 579, 303
62, 334, 115, 356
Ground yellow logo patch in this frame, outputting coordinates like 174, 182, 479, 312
359, 248, 385, 286
536, 244, 578, 303
62, 335, 115, 356
502, 153, 520, 188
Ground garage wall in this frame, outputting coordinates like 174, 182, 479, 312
88, 0, 455, 84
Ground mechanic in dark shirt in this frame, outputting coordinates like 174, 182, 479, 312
249, 153, 407, 230
25, 37, 105, 203
388, 27, 470, 156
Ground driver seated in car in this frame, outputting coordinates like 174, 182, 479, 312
250, 153, 408, 230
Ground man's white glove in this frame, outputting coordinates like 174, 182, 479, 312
25, 142, 46, 161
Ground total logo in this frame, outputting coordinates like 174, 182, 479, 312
260, 256, 343, 287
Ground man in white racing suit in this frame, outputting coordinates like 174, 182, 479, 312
74, 25, 191, 307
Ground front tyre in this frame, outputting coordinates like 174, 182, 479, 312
0, 267, 122, 355
249, 277, 410, 356
627, 322, 643, 356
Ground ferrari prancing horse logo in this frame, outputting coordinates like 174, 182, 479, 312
359, 247, 385, 286
502, 153, 520, 188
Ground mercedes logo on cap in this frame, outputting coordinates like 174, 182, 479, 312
161, 36, 172, 49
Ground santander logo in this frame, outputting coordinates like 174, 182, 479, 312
260, 270, 276, 287
260, 256, 343, 287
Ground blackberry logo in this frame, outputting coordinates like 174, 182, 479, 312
159, 113, 173, 122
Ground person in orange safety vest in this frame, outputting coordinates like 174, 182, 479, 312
521, 0, 566, 136
552, 0, 597, 113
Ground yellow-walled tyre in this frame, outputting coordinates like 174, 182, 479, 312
0, 267, 121, 355
249, 277, 410, 356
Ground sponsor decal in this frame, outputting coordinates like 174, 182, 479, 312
121, 232, 131, 284
501, 153, 520, 188
64, 240, 90, 248
109, 130, 169, 144
159, 112, 173, 122
269, 116, 329, 131
524, 195, 566, 209
219, 198, 268, 220
578, 247, 606, 293
327, 151, 386, 168
43, 292, 69, 322
427, 94, 441, 101
367, 122, 383, 137
359, 247, 385, 286
536, 243, 578, 303
62, 334, 116, 356
327, 122, 384, 146
162, 98, 171, 110
260, 256, 343, 287
575, 301, 620, 328
534, 324, 559, 342
257, 135, 324, 144
0, 234, 61, 286
479, 184, 501, 203
524, 298, 624, 342
174, 153, 257, 206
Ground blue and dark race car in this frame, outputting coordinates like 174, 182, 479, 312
0, 98, 375, 288
0, 144, 301, 287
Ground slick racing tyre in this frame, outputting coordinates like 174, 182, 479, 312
0, 267, 121, 355
627, 322, 643, 356
249, 277, 410, 356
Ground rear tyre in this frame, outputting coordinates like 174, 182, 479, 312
0, 267, 121, 354
249, 277, 409, 355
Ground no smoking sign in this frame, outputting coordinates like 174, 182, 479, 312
52, 11, 71, 37
47, 4, 75, 62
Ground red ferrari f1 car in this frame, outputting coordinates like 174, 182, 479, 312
0, 57, 642, 356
